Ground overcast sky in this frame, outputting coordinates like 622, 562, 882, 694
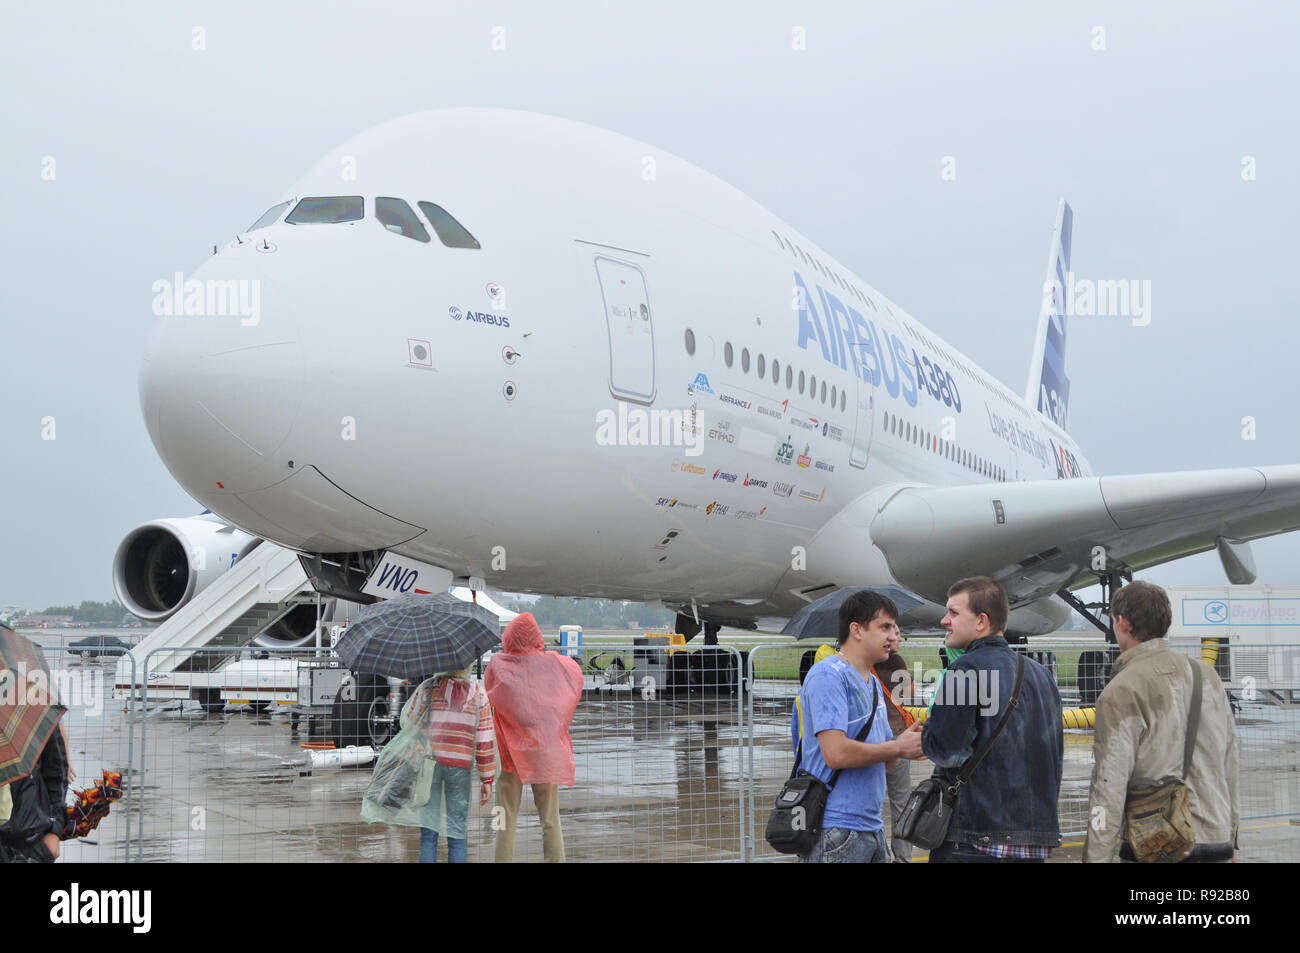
2, 1, 1297, 610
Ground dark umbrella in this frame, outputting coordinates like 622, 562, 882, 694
781, 586, 926, 642
0, 624, 67, 786
334, 592, 503, 680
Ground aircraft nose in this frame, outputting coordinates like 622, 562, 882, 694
140, 254, 304, 494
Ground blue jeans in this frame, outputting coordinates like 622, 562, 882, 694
419, 828, 467, 863
801, 827, 889, 863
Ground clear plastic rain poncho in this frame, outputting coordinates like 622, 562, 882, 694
360, 675, 492, 837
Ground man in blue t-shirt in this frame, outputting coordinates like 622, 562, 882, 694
798, 589, 928, 863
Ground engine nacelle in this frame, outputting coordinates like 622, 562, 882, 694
113, 517, 259, 623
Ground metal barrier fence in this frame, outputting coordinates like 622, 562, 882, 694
22, 630, 139, 863
116, 642, 747, 862
35, 632, 1296, 862
747, 640, 1300, 862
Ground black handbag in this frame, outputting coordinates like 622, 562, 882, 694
893, 654, 1025, 850
766, 678, 878, 855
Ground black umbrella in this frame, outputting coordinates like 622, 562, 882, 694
335, 592, 503, 680
781, 586, 926, 642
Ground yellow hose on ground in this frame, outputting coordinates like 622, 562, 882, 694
903, 706, 1096, 729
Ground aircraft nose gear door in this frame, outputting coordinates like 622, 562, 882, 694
594, 256, 656, 405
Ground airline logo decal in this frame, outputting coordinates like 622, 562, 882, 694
450, 306, 509, 327
742, 473, 769, 489
775, 435, 795, 465
712, 469, 739, 483
794, 271, 962, 414
689, 373, 714, 395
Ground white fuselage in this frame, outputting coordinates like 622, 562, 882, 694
140, 109, 1090, 628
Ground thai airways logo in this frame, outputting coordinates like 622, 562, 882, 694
689, 373, 714, 395
706, 501, 729, 517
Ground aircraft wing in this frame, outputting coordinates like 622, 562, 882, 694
869, 465, 1300, 606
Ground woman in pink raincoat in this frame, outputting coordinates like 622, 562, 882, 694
484, 612, 583, 863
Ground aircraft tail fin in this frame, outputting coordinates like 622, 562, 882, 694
1024, 199, 1073, 430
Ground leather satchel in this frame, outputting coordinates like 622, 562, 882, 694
1123, 657, 1201, 863
766, 678, 878, 856
894, 654, 1026, 849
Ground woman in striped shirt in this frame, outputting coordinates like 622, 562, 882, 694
408, 666, 496, 863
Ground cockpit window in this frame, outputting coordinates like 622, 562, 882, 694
247, 201, 291, 232
375, 197, 430, 243
417, 202, 480, 249
286, 196, 364, 224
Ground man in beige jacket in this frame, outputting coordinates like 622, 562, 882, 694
1084, 581, 1238, 862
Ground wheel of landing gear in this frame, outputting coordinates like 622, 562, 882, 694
331, 675, 395, 748
692, 647, 737, 693
1077, 650, 1107, 707
666, 652, 694, 695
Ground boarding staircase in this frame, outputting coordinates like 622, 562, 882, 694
114, 543, 316, 693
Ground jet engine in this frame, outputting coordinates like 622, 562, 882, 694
112, 516, 260, 623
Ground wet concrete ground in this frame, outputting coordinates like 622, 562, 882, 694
25, 632, 1300, 863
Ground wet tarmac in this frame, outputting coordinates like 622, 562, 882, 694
21, 631, 1300, 863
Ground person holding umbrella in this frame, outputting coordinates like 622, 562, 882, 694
484, 612, 583, 863
0, 623, 69, 863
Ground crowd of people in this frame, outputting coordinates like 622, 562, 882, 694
789, 577, 1240, 863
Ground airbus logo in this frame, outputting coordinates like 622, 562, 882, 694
454, 309, 510, 327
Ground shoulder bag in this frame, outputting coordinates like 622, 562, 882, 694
765, 677, 879, 856
893, 654, 1026, 849
1123, 656, 1201, 863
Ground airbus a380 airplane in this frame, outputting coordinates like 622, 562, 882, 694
117, 108, 1300, 645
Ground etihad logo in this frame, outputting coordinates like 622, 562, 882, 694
742, 473, 769, 489
672, 460, 707, 475
798, 486, 826, 502
712, 469, 738, 483
708, 426, 736, 444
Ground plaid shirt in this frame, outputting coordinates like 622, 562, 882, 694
973, 842, 1053, 860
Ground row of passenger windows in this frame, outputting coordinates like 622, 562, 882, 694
769, 228, 878, 309
247, 197, 480, 248
882, 410, 1006, 482
683, 329, 848, 413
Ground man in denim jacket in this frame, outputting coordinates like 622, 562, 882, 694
910, 576, 1063, 862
